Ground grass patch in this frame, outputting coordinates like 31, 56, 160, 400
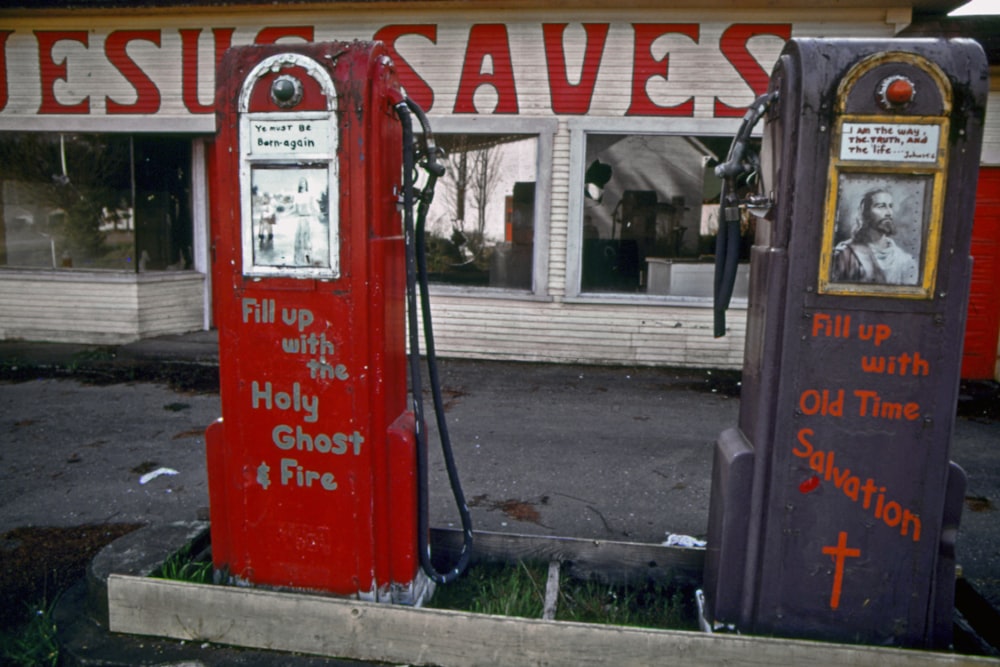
0, 599, 59, 667
557, 576, 696, 629
428, 560, 698, 630
0, 524, 142, 666
150, 544, 214, 584
430, 560, 548, 618
146, 549, 697, 631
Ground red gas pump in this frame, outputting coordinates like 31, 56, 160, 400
205, 41, 470, 603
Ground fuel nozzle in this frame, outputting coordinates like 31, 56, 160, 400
422, 145, 447, 178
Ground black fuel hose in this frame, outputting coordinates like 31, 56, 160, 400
712, 187, 743, 338
396, 99, 473, 585
713, 91, 777, 338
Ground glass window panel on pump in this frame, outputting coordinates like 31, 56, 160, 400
0, 133, 193, 272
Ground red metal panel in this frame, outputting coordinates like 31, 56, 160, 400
386, 412, 419, 586
963, 167, 1000, 380
206, 42, 415, 597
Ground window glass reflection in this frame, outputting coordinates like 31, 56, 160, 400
0, 133, 192, 272
581, 134, 756, 296
424, 134, 537, 289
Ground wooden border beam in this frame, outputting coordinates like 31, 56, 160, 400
108, 575, 997, 667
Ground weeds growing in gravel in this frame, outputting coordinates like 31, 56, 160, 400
0, 599, 59, 667
151, 545, 214, 584
428, 560, 697, 630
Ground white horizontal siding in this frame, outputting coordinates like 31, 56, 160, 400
0, 6, 907, 368
0, 271, 205, 344
0, 274, 138, 342
982, 90, 1000, 166
421, 293, 746, 368
0, 10, 899, 129
548, 120, 572, 297
137, 275, 205, 338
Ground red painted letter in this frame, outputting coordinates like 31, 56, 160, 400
626, 24, 698, 117
180, 28, 235, 114
454, 24, 518, 114
714, 23, 790, 117
373, 24, 436, 111
36, 30, 90, 114
255, 26, 314, 44
543, 23, 608, 115
105, 30, 161, 114
0, 31, 11, 111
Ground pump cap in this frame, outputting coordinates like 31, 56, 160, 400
271, 74, 303, 108
877, 75, 915, 109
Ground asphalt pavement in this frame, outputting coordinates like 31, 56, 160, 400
1, 329, 999, 662
0, 330, 739, 543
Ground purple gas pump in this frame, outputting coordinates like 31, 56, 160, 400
704, 38, 988, 648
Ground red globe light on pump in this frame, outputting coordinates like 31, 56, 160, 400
877, 74, 916, 109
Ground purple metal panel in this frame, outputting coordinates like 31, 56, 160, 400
704, 38, 988, 648
703, 427, 754, 626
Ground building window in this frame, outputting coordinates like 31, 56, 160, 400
0, 133, 193, 272
423, 132, 538, 289
576, 131, 756, 298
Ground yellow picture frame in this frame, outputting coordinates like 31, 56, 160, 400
816, 53, 951, 299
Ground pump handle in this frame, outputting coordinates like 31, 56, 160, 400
713, 92, 777, 338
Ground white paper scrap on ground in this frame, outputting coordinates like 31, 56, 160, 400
139, 467, 179, 485
663, 533, 707, 548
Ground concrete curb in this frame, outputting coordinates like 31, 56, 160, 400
55, 521, 359, 667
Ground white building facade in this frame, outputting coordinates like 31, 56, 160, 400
1, 1, 996, 374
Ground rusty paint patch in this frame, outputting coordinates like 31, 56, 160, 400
469, 494, 546, 525
496, 499, 542, 524
965, 495, 994, 512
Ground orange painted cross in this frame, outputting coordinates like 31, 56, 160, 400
822, 531, 861, 609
